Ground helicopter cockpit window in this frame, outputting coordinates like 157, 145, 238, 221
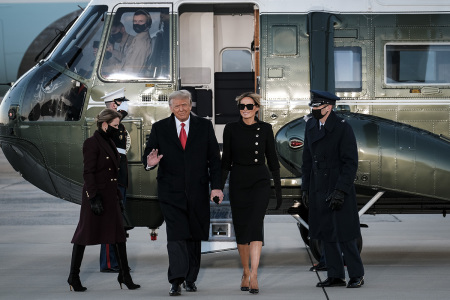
335, 47, 362, 92
385, 44, 450, 85
51, 5, 108, 79
100, 7, 171, 80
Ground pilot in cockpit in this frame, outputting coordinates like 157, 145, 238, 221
120, 10, 153, 75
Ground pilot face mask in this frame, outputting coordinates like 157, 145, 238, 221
133, 23, 148, 34
110, 31, 123, 43
104, 50, 112, 60
311, 105, 329, 120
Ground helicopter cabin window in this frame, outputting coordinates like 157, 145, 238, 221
100, 7, 170, 80
20, 5, 108, 122
385, 44, 450, 85
334, 47, 362, 92
51, 5, 108, 79
221, 49, 252, 72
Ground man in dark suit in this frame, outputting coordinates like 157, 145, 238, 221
301, 90, 364, 289
142, 90, 223, 296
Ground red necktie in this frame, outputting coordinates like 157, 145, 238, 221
179, 123, 187, 149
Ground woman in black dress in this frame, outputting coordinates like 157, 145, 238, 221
68, 108, 140, 292
221, 92, 282, 294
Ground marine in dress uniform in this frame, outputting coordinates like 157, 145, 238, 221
301, 90, 365, 288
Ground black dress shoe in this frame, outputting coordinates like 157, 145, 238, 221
309, 261, 327, 272
169, 283, 181, 296
316, 277, 346, 287
183, 281, 197, 292
347, 277, 364, 288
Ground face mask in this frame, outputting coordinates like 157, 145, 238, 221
106, 125, 119, 138
312, 106, 329, 120
104, 51, 112, 60
110, 32, 123, 43
133, 23, 148, 34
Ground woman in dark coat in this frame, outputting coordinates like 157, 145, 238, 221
68, 108, 140, 292
221, 92, 282, 294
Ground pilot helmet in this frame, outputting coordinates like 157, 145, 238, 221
309, 90, 340, 107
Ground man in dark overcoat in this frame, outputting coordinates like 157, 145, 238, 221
142, 90, 223, 296
301, 90, 365, 288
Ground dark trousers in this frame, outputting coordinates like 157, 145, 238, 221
323, 239, 364, 279
99, 186, 126, 270
167, 239, 201, 284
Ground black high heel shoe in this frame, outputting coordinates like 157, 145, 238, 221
67, 275, 87, 292
249, 276, 259, 294
240, 274, 250, 291
118, 273, 141, 290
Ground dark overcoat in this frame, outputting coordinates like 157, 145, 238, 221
71, 130, 126, 245
301, 111, 361, 243
142, 113, 221, 241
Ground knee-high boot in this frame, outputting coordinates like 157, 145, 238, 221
113, 242, 140, 290
68, 244, 87, 292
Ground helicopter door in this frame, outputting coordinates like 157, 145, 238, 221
179, 4, 256, 143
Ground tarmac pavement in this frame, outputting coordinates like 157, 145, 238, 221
1, 148, 450, 299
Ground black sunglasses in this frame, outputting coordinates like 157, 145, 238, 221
238, 103, 255, 110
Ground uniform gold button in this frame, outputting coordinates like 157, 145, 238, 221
106, 156, 109, 159
254, 159, 258, 162
256, 134, 259, 137
255, 151, 258, 154
255, 142, 258, 145
257, 128, 260, 130
111, 179, 113, 181
109, 168, 111, 171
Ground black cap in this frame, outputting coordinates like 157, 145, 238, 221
309, 90, 340, 107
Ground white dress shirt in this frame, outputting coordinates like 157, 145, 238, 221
175, 115, 190, 137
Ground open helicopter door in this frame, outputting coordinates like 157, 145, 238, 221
178, 3, 258, 252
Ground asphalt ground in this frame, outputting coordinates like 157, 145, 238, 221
1, 148, 450, 299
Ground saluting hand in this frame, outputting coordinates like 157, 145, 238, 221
147, 149, 163, 167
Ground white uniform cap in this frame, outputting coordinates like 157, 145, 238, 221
101, 88, 127, 103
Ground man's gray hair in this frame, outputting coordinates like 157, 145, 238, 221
169, 90, 192, 106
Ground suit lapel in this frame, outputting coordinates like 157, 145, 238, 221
94, 131, 119, 169
168, 114, 184, 150
185, 114, 198, 150
308, 119, 325, 144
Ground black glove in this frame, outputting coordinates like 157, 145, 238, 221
326, 190, 345, 211
118, 110, 128, 119
90, 194, 104, 216
271, 169, 282, 210
119, 200, 125, 212
287, 205, 301, 215
301, 190, 309, 209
